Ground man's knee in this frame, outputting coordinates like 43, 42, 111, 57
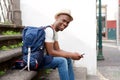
59, 58, 73, 65
54, 57, 72, 65
58, 57, 67, 64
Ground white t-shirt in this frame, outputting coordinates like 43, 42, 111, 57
45, 27, 58, 42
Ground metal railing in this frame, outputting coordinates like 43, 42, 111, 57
0, 0, 13, 24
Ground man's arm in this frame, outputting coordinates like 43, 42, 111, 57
53, 41, 61, 51
45, 41, 83, 60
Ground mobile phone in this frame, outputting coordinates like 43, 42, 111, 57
81, 53, 85, 56
80, 53, 85, 58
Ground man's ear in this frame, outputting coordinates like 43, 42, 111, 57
55, 16, 59, 20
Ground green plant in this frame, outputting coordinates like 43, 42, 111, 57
18, 43, 23, 46
0, 71, 5, 76
0, 42, 22, 50
2, 31, 21, 35
0, 46, 10, 50
45, 69, 52, 74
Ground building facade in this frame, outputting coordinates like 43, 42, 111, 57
97, 0, 119, 42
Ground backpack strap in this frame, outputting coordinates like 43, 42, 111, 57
27, 47, 31, 71
43, 25, 55, 41
45, 25, 55, 36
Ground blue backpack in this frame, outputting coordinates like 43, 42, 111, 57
13, 26, 53, 71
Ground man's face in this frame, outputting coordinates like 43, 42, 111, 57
55, 14, 72, 32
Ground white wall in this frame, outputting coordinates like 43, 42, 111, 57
20, 0, 96, 75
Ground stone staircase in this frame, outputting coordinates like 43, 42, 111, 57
0, 24, 37, 80
0, 24, 96, 80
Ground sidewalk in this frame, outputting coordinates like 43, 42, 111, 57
97, 40, 120, 80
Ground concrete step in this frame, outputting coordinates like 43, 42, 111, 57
74, 67, 87, 80
0, 35, 22, 41
0, 24, 24, 35
47, 67, 87, 80
0, 48, 22, 63
0, 70, 37, 80
0, 48, 38, 80
0, 24, 23, 28
0, 35, 22, 49
86, 75, 100, 80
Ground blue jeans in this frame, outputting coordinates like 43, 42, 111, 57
43, 57, 75, 80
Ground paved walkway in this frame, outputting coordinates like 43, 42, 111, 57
97, 41, 120, 80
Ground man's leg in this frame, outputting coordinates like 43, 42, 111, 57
67, 58, 75, 80
43, 57, 75, 80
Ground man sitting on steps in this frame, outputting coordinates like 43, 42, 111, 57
43, 9, 84, 80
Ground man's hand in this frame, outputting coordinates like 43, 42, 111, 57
70, 52, 84, 60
